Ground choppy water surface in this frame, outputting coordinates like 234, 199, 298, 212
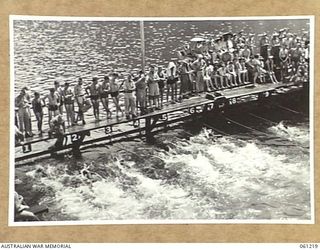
13, 19, 311, 222
15, 111, 311, 221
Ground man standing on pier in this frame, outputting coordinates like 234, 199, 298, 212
167, 61, 178, 103
146, 65, 160, 110
86, 77, 101, 121
74, 77, 88, 125
135, 71, 147, 115
54, 81, 64, 116
15, 87, 33, 138
191, 54, 206, 93
124, 74, 137, 119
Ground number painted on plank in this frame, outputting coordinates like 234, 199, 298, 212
22, 144, 32, 153
161, 114, 168, 121
71, 134, 80, 142
104, 126, 113, 134
133, 119, 140, 128
206, 103, 214, 111
189, 107, 195, 114
229, 98, 237, 105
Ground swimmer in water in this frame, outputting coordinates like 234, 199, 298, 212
80, 164, 103, 183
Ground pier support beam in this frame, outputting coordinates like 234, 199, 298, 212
145, 117, 152, 143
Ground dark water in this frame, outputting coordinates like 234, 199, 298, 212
13, 18, 311, 222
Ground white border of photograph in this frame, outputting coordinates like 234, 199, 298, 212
9, 15, 315, 226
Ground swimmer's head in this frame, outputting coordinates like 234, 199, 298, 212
34, 91, 40, 98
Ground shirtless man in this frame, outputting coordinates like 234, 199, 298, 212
63, 82, 76, 127
100, 76, 112, 118
109, 73, 124, 117
54, 81, 64, 115
43, 88, 60, 126
86, 77, 101, 121
251, 54, 263, 85
74, 77, 87, 125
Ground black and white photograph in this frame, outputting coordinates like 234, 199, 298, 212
10, 16, 314, 225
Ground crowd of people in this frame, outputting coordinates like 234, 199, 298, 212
15, 27, 310, 144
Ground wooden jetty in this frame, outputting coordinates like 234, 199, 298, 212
15, 81, 307, 162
